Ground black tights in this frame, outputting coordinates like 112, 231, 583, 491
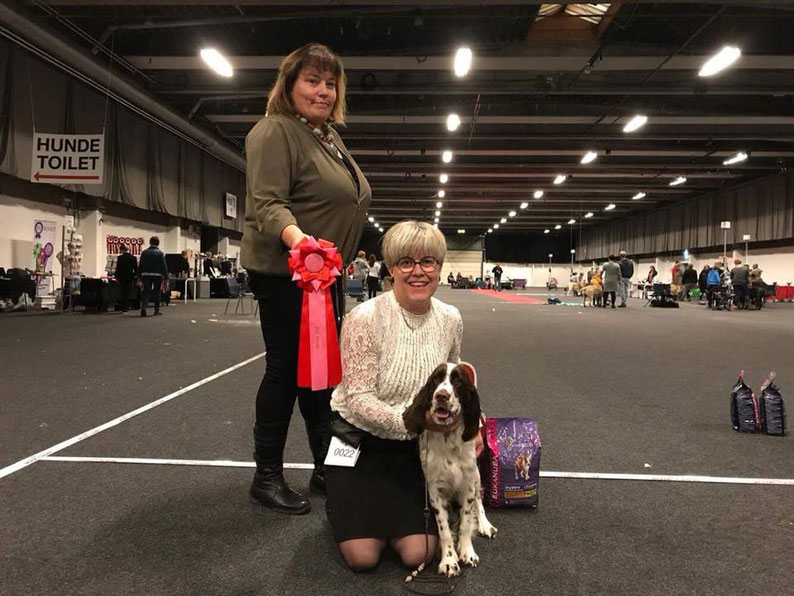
249, 274, 343, 425
603, 291, 616, 307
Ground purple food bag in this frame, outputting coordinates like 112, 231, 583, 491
481, 418, 541, 508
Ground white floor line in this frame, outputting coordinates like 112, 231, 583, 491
39, 456, 794, 486
0, 353, 265, 481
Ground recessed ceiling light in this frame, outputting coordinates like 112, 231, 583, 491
437, 190, 446, 198
723, 151, 748, 165
434, 217, 439, 223
436, 201, 443, 209
500, 218, 507, 224
553, 175, 567, 185
568, 219, 576, 225
581, 151, 598, 164
494, 224, 500, 229
632, 192, 646, 200
439, 173, 448, 184
446, 113, 461, 132
554, 224, 562, 230
605, 203, 616, 211
442, 150, 453, 163
454, 47, 473, 77
200, 48, 233, 77
508, 211, 516, 217
368, 216, 374, 223
699, 46, 741, 77
488, 228, 493, 233
457, 229, 466, 234
670, 176, 687, 186
534, 190, 544, 199
544, 229, 549, 234
435, 210, 441, 217
433, 223, 438, 228
585, 212, 594, 218
520, 202, 528, 209
378, 228, 384, 233
623, 115, 648, 133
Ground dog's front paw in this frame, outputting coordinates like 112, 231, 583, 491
459, 546, 479, 567
478, 522, 498, 539
438, 556, 461, 577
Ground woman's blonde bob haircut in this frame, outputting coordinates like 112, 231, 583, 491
266, 43, 347, 125
382, 221, 446, 269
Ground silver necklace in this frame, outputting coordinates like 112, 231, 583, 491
400, 304, 429, 331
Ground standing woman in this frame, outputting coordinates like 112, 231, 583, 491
366, 254, 380, 300
241, 44, 371, 514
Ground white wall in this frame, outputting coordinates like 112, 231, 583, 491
482, 261, 584, 287
647, 248, 794, 286
0, 193, 67, 282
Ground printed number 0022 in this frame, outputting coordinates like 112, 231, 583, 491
334, 447, 354, 457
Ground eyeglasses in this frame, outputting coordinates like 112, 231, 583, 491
395, 256, 440, 274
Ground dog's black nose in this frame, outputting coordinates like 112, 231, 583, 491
435, 390, 450, 402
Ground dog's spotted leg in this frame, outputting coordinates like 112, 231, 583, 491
457, 491, 479, 567
429, 490, 460, 577
476, 494, 497, 539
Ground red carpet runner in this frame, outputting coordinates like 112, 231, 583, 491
470, 289, 546, 304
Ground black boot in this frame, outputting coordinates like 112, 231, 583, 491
305, 413, 331, 496
251, 421, 311, 515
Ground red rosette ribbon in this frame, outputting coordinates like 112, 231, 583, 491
287, 236, 344, 391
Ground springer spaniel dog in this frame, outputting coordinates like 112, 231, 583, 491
403, 362, 498, 577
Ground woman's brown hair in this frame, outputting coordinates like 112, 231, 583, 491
266, 43, 347, 125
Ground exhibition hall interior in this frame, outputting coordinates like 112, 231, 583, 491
1, 1, 792, 595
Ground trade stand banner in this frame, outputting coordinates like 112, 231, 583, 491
33, 219, 56, 296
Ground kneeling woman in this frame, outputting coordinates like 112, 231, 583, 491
327, 221, 480, 571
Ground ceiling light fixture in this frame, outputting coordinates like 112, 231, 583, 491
457, 229, 466, 234
623, 114, 648, 133
509, 211, 516, 217
200, 48, 233, 78
605, 203, 616, 211
670, 176, 687, 186
442, 150, 453, 163
520, 202, 528, 209
500, 218, 507, 224
699, 46, 741, 77
553, 175, 567, 185
454, 47, 473, 77
585, 212, 594, 218
436, 201, 443, 209
446, 113, 461, 131
534, 190, 544, 199
568, 219, 576, 225
435, 210, 441, 217
581, 151, 598, 164
488, 228, 493, 233
433, 223, 438, 228
544, 229, 550, 234
439, 173, 448, 184
632, 192, 646, 200
554, 224, 562, 230
723, 151, 748, 165
437, 190, 446, 198
434, 217, 439, 223
494, 224, 500, 229
368, 216, 374, 223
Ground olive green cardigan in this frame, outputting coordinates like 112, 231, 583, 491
240, 113, 372, 275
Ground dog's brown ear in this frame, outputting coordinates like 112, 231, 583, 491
453, 365, 482, 442
403, 364, 446, 435
457, 361, 478, 387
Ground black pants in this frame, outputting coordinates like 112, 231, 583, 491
733, 283, 747, 308
117, 278, 133, 311
248, 273, 343, 425
494, 277, 501, 291
603, 291, 616, 307
140, 276, 161, 313
707, 284, 721, 307
366, 276, 379, 299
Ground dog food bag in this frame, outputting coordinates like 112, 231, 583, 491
730, 371, 759, 433
759, 372, 786, 436
482, 418, 541, 508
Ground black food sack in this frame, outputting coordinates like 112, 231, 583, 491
759, 372, 786, 436
730, 371, 759, 433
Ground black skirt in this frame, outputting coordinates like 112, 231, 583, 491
325, 423, 438, 543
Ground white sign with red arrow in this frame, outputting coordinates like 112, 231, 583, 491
31, 133, 105, 185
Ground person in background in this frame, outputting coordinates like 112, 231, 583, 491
618, 250, 634, 308
750, 263, 763, 281
706, 262, 723, 309
646, 265, 658, 283
352, 250, 369, 302
682, 263, 698, 301
240, 43, 371, 515
380, 260, 392, 292
139, 236, 168, 317
730, 258, 750, 309
492, 263, 503, 292
601, 254, 621, 309
447, 272, 455, 285
698, 265, 710, 297
366, 254, 381, 300
203, 252, 217, 278
749, 268, 768, 309
671, 260, 684, 299
114, 244, 137, 313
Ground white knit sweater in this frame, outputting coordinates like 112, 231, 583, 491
331, 291, 463, 440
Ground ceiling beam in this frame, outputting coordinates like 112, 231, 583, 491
125, 54, 794, 72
